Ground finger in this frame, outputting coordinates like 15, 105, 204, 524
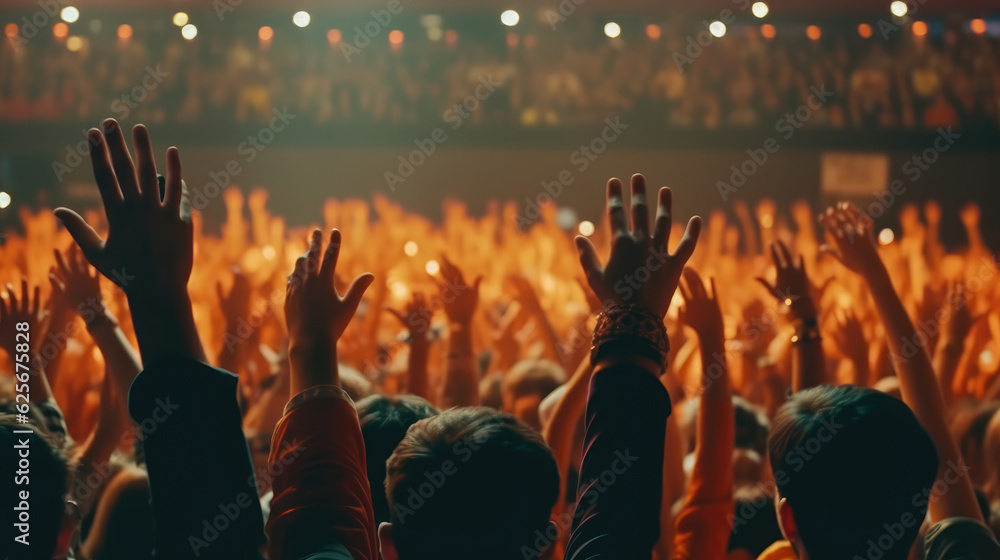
671, 216, 702, 264
7, 283, 19, 314
54, 208, 105, 266
49, 272, 66, 294
102, 119, 140, 203
652, 186, 672, 250
606, 178, 628, 236
439, 254, 467, 287
678, 276, 693, 303
342, 273, 376, 317
20, 280, 28, 314
630, 174, 650, 238
472, 275, 483, 295
163, 147, 184, 217
682, 268, 705, 299
54, 248, 71, 281
304, 229, 323, 279
132, 125, 161, 207
30, 285, 40, 318
755, 277, 778, 299
775, 240, 793, 269
769, 243, 786, 269
0, 291, 6, 319
575, 236, 603, 288
709, 277, 718, 300
216, 282, 226, 305
319, 229, 342, 282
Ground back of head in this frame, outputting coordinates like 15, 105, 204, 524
768, 385, 938, 560
501, 360, 566, 431
385, 407, 559, 560
0, 415, 70, 559
356, 394, 438, 524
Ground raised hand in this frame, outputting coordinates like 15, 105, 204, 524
50, 244, 105, 320
678, 268, 723, 342
576, 174, 701, 317
433, 255, 481, 325
53, 119, 191, 297
217, 268, 252, 325
387, 291, 432, 338
939, 283, 983, 349
0, 280, 47, 359
818, 203, 882, 277
756, 240, 817, 320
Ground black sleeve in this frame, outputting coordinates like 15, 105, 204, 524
128, 357, 266, 559
924, 517, 1000, 560
564, 363, 671, 560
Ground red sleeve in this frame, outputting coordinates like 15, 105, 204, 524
266, 387, 378, 560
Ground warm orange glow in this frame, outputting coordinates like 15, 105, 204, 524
327, 29, 342, 44
258, 26, 273, 41
117, 24, 133, 40
912, 21, 928, 36
970, 19, 986, 35
646, 24, 661, 40
506, 32, 518, 48
760, 24, 776, 39
53, 22, 68, 38
4, 23, 17, 38
857, 23, 872, 38
445, 29, 458, 47
388, 30, 404, 45
806, 25, 821, 40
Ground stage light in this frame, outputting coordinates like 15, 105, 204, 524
709, 21, 726, 37
181, 24, 197, 40
604, 22, 621, 38
425, 260, 440, 275
327, 29, 342, 44
404, 241, 418, 256
293, 11, 311, 28
878, 228, 894, 245
806, 25, 821, 40
389, 30, 404, 45
890, 1, 908, 17
4, 24, 16, 38
117, 24, 133, 40
578, 221, 595, 236
501, 10, 519, 27
751, 2, 769, 18
259, 26, 273, 41
970, 19, 986, 35
60, 6, 79, 23
53, 22, 68, 38
646, 24, 661, 40
0, 192, 10, 209
912, 21, 928, 36
761, 24, 776, 39
428, 26, 443, 41
858, 23, 873, 38
173, 12, 188, 27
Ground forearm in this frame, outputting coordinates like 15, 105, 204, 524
288, 342, 339, 397
87, 315, 141, 402
541, 357, 592, 516
693, 338, 734, 502
218, 321, 250, 376
933, 341, 964, 407
406, 339, 431, 400
127, 289, 206, 367
41, 309, 75, 388
442, 321, 479, 408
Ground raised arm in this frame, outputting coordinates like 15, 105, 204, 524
566, 173, 701, 559
756, 240, 825, 392
386, 292, 432, 401
820, 203, 983, 524
434, 256, 482, 408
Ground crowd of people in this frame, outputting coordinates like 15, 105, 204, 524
1, 16, 999, 129
0, 118, 999, 559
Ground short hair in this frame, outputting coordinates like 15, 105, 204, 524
501, 360, 565, 431
356, 394, 438, 524
768, 386, 938, 560
0, 415, 70, 559
385, 407, 559, 560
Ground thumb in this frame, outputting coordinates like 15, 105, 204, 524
54, 208, 104, 267
342, 273, 376, 317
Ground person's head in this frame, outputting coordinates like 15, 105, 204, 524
768, 386, 937, 560
356, 394, 439, 524
501, 360, 565, 431
381, 407, 559, 560
0, 415, 73, 559
728, 484, 783, 557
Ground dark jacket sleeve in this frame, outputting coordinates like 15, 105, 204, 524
128, 357, 266, 559
564, 363, 671, 560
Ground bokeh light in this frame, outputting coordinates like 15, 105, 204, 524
858, 23, 873, 38
806, 25, 822, 40
709, 21, 727, 38
761, 24, 776, 39
751, 2, 769, 18
890, 1, 908, 17
53, 22, 69, 38
578, 221, 595, 236
259, 26, 274, 41
500, 10, 519, 27
604, 22, 621, 39
0, 192, 10, 209
181, 24, 197, 40
646, 24, 661, 40
327, 29, 342, 44
173, 12, 188, 27
404, 241, 418, 256
425, 260, 440, 275
293, 11, 311, 28
878, 228, 895, 245
117, 24, 133, 40
60, 6, 79, 23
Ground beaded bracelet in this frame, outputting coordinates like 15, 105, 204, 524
590, 304, 669, 371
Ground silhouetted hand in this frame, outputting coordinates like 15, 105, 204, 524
433, 255, 480, 324
50, 244, 104, 316
678, 268, 723, 343
0, 281, 47, 359
756, 240, 817, 320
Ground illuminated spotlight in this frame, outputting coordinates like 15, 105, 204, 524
445, 29, 458, 46
117, 24, 133, 40
293, 11, 311, 28
912, 20, 928, 36
60, 6, 79, 23
806, 25, 821, 40
428, 26, 443, 41
0, 192, 10, 209
53, 22, 68, 38
425, 260, 440, 275
403, 241, 418, 256
506, 31, 518, 48
258, 26, 273, 41
578, 220, 595, 236
890, 1, 908, 17
4, 23, 17, 38
181, 23, 197, 40
878, 228, 895, 245
646, 24, 661, 40
262, 245, 276, 260
709, 21, 726, 37
761, 23, 776, 39
970, 18, 987, 34
604, 22, 621, 38
172, 12, 188, 27
501, 10, 519, 27
751, 2, 769, 18
327, 29, 342, 44
388, 29, 404, 44
858, 23, 873, 38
